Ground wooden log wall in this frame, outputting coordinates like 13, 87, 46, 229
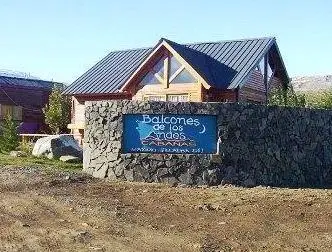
0, 86, 51, 124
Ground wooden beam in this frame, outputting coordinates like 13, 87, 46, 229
264, 55, 268, 103
164, 56, 169, 88
169, 65, 185, 83
198, 84, 203, 102
154, 72, 164, 83
235, 87, 239, 102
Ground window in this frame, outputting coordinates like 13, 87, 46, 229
143, 95, 166, 101
169, 56, 182, 77
140, 54, 197, 86
12, 106, 22, 121
143, 94, 189, 102
167, 94, 189, 102
153, 57, 165, 78
258, 57, 274, 82
169, 56, 196, 84
170, 68, 196, 84
141, 72, 161, 85
140, 56, 166, 86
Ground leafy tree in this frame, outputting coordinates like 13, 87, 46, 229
43, 88, 71, 134
0, 113, 19, 153
269, 85, 306, 107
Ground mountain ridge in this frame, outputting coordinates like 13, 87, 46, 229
291, 75, 332, 92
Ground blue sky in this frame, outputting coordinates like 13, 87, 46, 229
0, 0, 331, 84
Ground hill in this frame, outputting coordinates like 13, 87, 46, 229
292, 75, 332, 92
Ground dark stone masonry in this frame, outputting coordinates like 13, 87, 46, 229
84, 100, 332, 188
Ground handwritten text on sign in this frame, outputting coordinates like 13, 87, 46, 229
123, 114, 217, 154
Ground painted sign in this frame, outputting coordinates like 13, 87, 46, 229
123, 114, 217, 154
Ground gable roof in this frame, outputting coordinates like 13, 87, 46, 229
64, 37, 289, 95
0, 75, 58, 90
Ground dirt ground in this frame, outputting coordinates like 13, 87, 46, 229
0, 165, 331, 252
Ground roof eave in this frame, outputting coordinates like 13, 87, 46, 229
272, 41, 290, 84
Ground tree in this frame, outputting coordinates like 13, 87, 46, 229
269, 85, 306, 107
43, 88, 71, 134
0, 113, 19, 153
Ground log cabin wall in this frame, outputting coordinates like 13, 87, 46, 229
238, 69, 283, 103
0, 104, 22, 121
203, 88, 237, 102
68, 94, 130, 141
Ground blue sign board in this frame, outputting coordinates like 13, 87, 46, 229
123, 114, 217, 154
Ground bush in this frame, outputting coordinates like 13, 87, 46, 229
306, 91, 332, 109
0, 114, 20, 153
18, 140, 34, 155
269, 86, 306, 107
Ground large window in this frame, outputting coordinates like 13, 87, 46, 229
140, 54, 197, 86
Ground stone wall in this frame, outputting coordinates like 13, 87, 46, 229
84, 100, 332, 188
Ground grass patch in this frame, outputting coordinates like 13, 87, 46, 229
0, 153, 82, 172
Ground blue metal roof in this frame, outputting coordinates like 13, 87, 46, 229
64, 48, 152, 95
0, 75, 56, 90
167, 37, 277, 89
64, 37, 288, 95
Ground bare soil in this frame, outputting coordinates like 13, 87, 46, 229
0, 165, 331, 252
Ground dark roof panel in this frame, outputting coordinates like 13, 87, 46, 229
64, 48, 151, 95
64, 37, 287, 95
0, 75, 56, 90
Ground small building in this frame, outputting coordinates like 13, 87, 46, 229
64, 37, 289, 135
0, 75, 59, 133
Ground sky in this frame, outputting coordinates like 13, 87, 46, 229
0, 0, 331, 84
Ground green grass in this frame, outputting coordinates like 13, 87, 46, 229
0, 153, 82, 172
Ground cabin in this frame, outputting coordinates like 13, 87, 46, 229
0, 75, 60, 133
64, 37, 289, 137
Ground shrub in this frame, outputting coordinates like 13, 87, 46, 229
306, 90, 332, 109
269, 86, 306, 107
18, 140, 34, 155
0, 113, 20, 153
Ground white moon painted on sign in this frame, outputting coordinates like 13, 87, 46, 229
199, 124, 206, 134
